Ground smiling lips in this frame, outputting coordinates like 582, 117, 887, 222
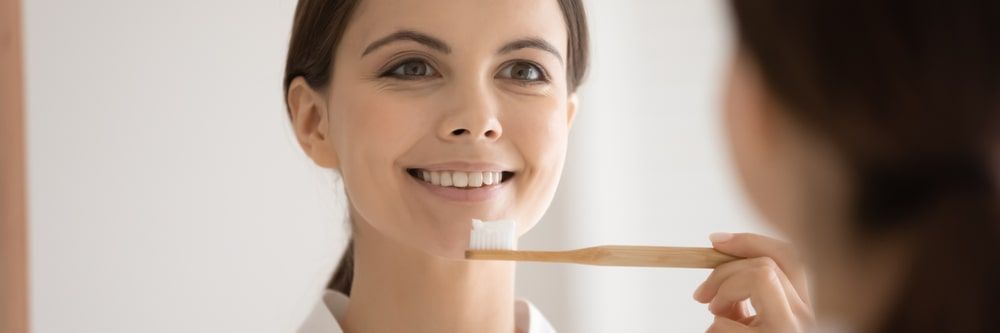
407, 169, 513, 188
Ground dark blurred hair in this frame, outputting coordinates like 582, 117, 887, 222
730, 1, 999, 332
283, 0, 590, 296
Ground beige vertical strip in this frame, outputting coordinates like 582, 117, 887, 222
0, 0, 29, 331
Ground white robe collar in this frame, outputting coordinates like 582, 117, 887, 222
297, 290, 556, 333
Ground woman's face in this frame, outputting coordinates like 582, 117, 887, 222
299, 0, 576, 258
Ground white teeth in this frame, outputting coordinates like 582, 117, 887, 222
440, 172, 453, 186
452, 172, 469, 187
415, 170, 508, 188
469, 172, 483, 187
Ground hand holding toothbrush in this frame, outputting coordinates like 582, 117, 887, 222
462, 220, 815, 331
694, 233, 815, 332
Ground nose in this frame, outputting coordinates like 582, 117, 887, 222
438, 84, 503, 142
446, 126, 500, 139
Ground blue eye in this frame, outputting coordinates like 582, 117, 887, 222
384, 59, 438, 78
497, 62, 546, 82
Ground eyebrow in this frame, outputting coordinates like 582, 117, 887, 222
498, 38, 563, 64
361, 30, 563, 64
362, 30, 451, 56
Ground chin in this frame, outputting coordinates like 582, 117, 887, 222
406, 219, 474, 260
416, 233, 470, 260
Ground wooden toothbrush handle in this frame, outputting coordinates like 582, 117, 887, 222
466, 246, 740, 269
575, 246, 739, 268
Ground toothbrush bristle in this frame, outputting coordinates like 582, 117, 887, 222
468, 219, 517, 250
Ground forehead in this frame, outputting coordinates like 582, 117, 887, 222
341, 0, 568, 57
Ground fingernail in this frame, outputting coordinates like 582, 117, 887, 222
709, 232, 733, 243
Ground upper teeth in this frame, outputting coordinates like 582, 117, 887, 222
419, 170, 504, 188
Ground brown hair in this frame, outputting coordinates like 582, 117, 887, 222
283, 0, 590, 296
730, 1, 1000, 331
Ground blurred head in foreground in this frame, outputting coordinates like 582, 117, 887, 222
725, 1, 999, 331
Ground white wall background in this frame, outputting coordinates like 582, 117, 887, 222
24, 0, 763, 332
25, 1, 346, 332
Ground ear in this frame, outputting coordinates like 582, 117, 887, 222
287, 76, 339, 168
566, 93, 579, 131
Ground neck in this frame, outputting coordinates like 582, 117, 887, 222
341, 218, 516, 333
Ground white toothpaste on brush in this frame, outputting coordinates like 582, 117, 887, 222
468, 219, 517, 250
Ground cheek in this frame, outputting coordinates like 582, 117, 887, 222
724, 72, 753, 187
517, 117, 568, 159
329, 90, 429, 217
505, 98, 571, 232
724, 63, 797, 233
509, 97, 570, 156
724, 69, 781, 228
724, 94, 754, 183
724, 54, 766, 193
336, 102, 412, 177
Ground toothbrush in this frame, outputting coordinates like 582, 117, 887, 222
466, 219, 739, 269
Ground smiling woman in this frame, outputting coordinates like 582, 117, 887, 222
283, 0, 588, 332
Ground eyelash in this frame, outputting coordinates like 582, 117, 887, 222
379, 57, 439, 80
377, 58, 551, 85
496, 60, 550, 85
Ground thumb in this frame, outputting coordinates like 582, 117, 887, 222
709, 233, 793, 261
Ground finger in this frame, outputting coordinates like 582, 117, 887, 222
706, 316, 752, 333
696, 257, 805, 310
707, 266, 797, 330
712, 300, 752, 323
698, 257, 812, 327
709, 232, 810, 304
695, 257, 766, 302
